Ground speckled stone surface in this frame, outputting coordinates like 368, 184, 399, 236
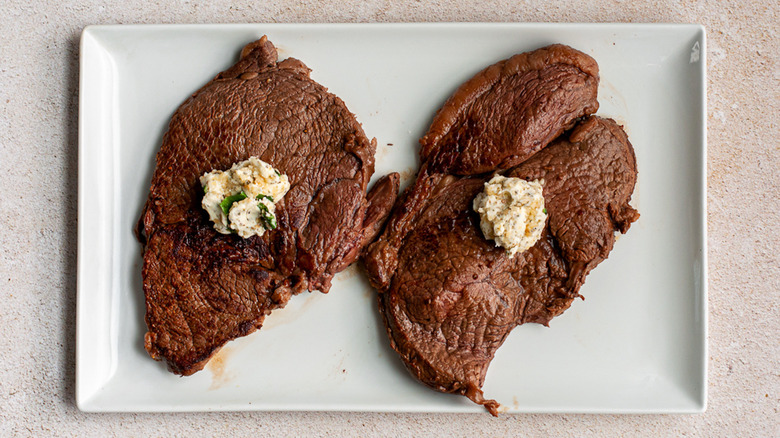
0, 1, 778, 436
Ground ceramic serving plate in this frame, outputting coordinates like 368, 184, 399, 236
77, 23, 707, 413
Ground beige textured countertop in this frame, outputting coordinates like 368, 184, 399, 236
1, 1, 778, 436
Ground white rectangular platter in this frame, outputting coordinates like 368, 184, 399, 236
77, 23, 707, 413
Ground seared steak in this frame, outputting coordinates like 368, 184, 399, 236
363, 45, 638, 415
138, 36, 399, 375
420, 44, 599, 176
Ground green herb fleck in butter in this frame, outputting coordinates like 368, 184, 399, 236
200, 157, 290, 238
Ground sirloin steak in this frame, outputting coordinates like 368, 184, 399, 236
363, 45, 638, 415
138, 36, 399, 375
420, 44, 599, 176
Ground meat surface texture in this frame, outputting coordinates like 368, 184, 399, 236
420, 44, 599, 176
363, 45, 638, 415
138, 36, 399, 376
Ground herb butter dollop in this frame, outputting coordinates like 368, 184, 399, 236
473, 175, 547, 257
200, 157, 290, 238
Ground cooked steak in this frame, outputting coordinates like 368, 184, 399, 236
138, 36, 399, 375
420, 44, 599, 176
363, 45, 638, 415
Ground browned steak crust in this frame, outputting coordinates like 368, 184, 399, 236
363, 44, 638, 415
138, 37, 399, 375
420, 44, 599, 176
